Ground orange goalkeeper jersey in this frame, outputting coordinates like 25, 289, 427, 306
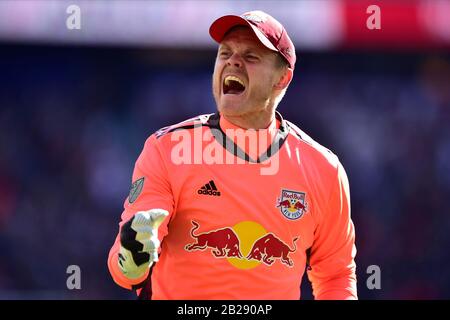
108, 112, 357, 300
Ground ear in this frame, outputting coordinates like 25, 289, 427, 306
274, 68, 293, 90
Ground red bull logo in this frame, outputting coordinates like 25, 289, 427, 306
276, 189, 307, 220
246, 233, 298, 267
185, 221, 243, 258
185, 221, 298, 269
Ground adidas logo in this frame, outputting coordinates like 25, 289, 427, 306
198, 180, 221, 196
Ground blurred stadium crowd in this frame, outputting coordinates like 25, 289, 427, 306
0, 44, 449, 299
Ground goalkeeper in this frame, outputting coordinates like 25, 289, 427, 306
108, 10, 357, 299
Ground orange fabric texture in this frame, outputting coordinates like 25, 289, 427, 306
108, 113, 357, 299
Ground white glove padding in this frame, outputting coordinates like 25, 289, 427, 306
118, 209, 169, 279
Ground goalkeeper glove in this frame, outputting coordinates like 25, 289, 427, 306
118, 209, 169, 279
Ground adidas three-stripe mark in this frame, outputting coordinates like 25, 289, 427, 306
198, 180, 221, 196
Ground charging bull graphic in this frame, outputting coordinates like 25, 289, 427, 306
185, 221, 243, 258
246, 234, 298, 267
185, 221, 299, 268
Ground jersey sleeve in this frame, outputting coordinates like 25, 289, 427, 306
107, 134, 175, 290
307, 161, 357, 300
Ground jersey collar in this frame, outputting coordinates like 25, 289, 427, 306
207, 111, 289, 163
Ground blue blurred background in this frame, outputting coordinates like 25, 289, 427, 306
0, 0, 450, 299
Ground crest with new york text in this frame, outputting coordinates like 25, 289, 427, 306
276, 189, 308, 220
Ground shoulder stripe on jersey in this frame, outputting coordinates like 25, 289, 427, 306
284, 120, 335, 156
284, 121, 305, 141
155, 114, 213, 139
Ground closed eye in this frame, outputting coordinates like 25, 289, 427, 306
219, 51, 231, 59
245, 54, 259, 62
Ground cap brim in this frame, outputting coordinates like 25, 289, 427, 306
209, 15, 278, 52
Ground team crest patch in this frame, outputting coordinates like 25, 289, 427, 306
276, 189, 308, 220
128, 177, 145, 204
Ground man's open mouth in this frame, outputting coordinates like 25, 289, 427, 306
223, 75, 246, 95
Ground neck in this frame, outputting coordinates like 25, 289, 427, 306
221, 109, 276, 129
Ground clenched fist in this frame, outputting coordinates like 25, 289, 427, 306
118, 209, 169, 279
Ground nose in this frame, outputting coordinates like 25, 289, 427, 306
227, 53, 243, 68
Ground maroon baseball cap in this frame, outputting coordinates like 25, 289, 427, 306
209, 10, 296, 69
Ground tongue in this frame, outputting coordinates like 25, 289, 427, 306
226, 81, 245, 95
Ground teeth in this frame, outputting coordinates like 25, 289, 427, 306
224, 75, 245, 87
